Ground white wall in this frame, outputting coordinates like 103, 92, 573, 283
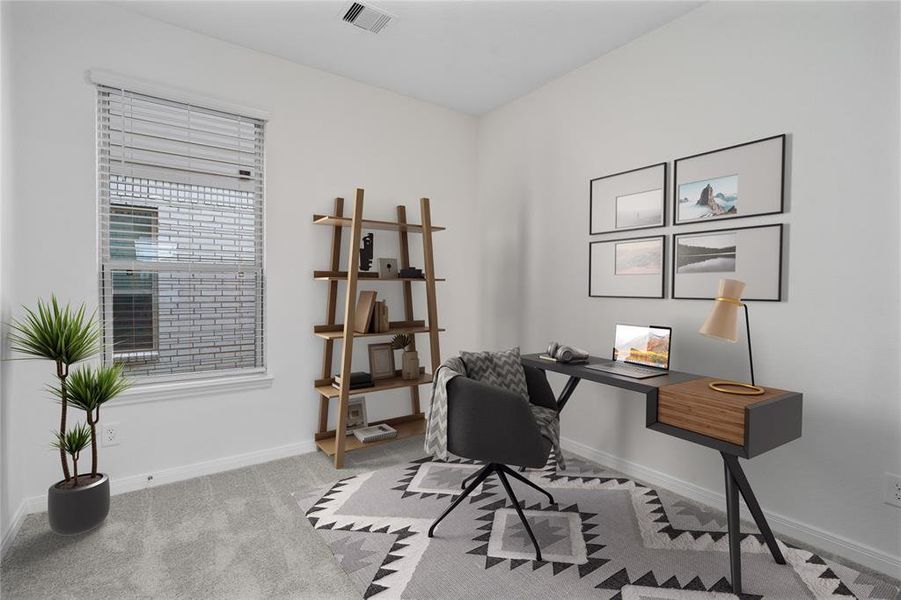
0, 1, 478, 544
477, 1, 901, 574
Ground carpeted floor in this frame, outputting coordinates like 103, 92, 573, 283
2, 441, 898, 599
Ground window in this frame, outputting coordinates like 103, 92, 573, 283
97, 86, 265, 380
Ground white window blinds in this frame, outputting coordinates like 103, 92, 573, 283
97, 85, 265, 380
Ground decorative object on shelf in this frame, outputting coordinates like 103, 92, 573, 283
353, 423, 398, 443
368, 342, 396, 380
392, 333, 420, 380
699, 279, 765, 396
674, 134, 785, 225
333, 371, 374, 390
589, 235, 665, 299
359, 232, 374, 271
399, 267, 424, 279
345, 397, 368, 433
371, 300, 390, 333
353, 290, 378, 333
672, 224, 782, 300
8, 296, 130, 534
590, 162, 666, 234
378, 257, 398, 279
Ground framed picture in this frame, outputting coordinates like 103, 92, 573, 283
590, 162, 666, 234
673, 134, 785, 226
672, 224, 783, 301
589, 235, 665, 298
345, 397, 368, 434
368, 342, 396, 380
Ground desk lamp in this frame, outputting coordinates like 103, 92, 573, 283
699, 279, 765, 396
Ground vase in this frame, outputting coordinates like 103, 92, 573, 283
402, 350, 420, 380
47, 473, 110, 535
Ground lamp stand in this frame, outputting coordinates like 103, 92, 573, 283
709, 303, 766, 396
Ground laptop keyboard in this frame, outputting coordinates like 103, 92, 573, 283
590, 362, 661, 377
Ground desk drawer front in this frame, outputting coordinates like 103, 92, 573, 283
657, 392, 745, 446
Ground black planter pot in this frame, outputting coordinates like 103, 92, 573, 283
47, 473, 110, 535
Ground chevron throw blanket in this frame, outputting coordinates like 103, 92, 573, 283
424, 356, 564, 469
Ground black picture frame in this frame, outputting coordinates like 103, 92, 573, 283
671, 223, 783, 302
589, 234, 667, 299
672, 134, 785, 226
590, 162, 667, 235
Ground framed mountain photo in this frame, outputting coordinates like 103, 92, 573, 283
589, 235, 665, 299
673, 134, 785, 225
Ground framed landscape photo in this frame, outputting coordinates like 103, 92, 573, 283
589, 235, 665, 298
590, 163, 666, 234
673, 134, 785, 226
672, 224, 783, 301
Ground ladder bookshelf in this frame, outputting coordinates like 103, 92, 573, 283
313, 189, 443, 468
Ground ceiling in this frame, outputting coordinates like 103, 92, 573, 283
117, 1, 701, 115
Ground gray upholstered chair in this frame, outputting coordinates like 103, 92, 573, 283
427, 365, 559, 561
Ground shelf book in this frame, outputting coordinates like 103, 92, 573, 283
312, 190, 444, 468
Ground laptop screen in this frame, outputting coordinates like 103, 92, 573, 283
612, 324, 672, 370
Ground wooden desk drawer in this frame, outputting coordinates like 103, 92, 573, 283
657, 377, 802, 456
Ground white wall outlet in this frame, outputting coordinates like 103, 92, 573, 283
884, 473, 901, 508
101, 422, 120, 447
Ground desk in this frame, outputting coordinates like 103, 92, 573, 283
521, 353, 803, 595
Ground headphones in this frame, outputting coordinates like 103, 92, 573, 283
546, 342, 590, 364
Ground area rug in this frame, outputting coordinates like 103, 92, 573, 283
294, 454, 899, 600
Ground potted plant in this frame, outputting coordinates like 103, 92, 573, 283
391, 334, 419, 380
9, 296, 130, 534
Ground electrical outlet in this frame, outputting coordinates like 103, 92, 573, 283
101, 422, 120, 447
884, 473, 901, 508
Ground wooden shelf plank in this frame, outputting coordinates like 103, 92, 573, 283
314, 372, 433, 399
315, 417, 426, 456
314, 325, 445, 341
313, 214, 445, 233
313, 270, 445, 282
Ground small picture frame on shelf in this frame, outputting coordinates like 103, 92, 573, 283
378, 258, 398, 279
590, 163, 666, 234
368, 342, 396, 380
345, 397, 368, 434
673, 134, 785, 225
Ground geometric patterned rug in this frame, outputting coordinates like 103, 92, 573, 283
294, 454, 899, 600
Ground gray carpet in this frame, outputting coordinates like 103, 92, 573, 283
2, 442, 898, 599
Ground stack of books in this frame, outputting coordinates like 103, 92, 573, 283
353, 424, 398, 443
333, 371, 374, 390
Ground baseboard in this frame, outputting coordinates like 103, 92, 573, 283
561, 437, 901, 578
21, 439, 318, 517
0, 500, 29, 558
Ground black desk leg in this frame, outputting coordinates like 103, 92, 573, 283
724, 460, 742, 595
555, 376, 581, 412
722, 453, 786, 565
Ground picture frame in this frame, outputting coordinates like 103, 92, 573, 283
673, 134, 785, 226
590, 162, 666, 234
672, 223, 783, 301
345, 397, 368, 434
589, 235, 666, 299
368, 342, 396, 380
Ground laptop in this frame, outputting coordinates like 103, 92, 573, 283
585, 324, 672, 379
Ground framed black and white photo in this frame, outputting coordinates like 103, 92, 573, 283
590, 163, 666, 234
673, 134, 785, 225
672, 224, 783, 301
345, 397, 368, 434
589, 235, 665, 298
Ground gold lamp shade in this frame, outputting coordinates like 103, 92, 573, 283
699, 279, 746, 343
699, 279, 765, 396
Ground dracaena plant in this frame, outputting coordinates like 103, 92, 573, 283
51, 424, 93, 486
51, 363, 130, 479
8, 296, 102, 483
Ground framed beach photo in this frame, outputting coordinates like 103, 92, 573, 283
590, 163, 666, 234
672, 224, 783, 301
590, 235, 665, 298
673, 134, 785, 226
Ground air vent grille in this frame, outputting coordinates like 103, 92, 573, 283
342, 1, 392, 34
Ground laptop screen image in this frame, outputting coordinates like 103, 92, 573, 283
612, 324, 672, 370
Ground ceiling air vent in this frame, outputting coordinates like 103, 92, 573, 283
341, 1, 393, 34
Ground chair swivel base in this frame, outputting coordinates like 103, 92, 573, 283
428, 463, 555, 562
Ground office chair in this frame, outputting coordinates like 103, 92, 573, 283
427, 365, 558, 561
